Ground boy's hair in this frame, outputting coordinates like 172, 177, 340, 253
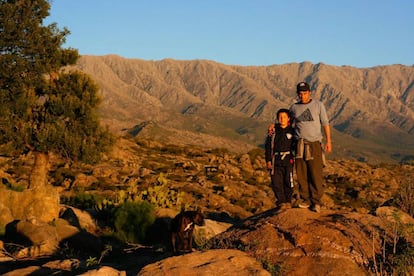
276, 108, 290, 118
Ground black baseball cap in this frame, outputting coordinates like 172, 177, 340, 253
296, 82, 310, 92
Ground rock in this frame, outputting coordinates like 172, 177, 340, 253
56, 222, 103, 256
5, 220, 59, 258
42, 258, 81, 271
239, 154, 253, 173
0, 202, 13, 227
209, 208, 395, 275
376, 206, 414, 243
376, 206, 414, 225
60, 205, 98, 234
2, 266, 44, 276
72, 173, 99, 188
3, 210, 102, 259
138, 249, 270, 276
0, 184, 60, 225
79, 266, 126, 276
202, 219, 232, 240
55, 218, 81, 240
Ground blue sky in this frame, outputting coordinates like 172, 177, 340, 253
46, 0, 414, 68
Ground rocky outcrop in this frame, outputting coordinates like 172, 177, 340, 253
3, 206, 102, 259
0, 184, 60, 226
208, 207, 414, 275
138, 249, 270, 276
79, 266, 126, 276
1, 205, 413, 275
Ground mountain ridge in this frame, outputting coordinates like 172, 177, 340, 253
72, 55, 414, 163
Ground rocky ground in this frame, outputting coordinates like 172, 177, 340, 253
0, 137, 413, 275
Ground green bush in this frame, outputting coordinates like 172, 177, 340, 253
61, 192, 105, 209
113, 201, 155, 244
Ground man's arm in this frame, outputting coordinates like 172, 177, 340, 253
267, 123, 275, 136
324, 124, 332, 153
264, 133, 273, 170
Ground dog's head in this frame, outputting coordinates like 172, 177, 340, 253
191, 211, 205, 226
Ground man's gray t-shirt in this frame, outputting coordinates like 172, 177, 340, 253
290, 100, 329, 142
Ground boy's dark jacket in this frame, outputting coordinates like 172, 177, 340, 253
265, 124, 294, 166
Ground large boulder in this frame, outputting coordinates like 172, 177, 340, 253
3, 207, 102, 259
208, 207, 413, 275
4, 220, 59, 257
79, 266, 126, 276
138, 249, 270, 276
0, 184, 60, 226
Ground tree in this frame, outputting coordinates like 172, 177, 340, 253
0, 0, 114, 189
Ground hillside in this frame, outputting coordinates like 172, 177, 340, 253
72, 55, 414, 163
1, 137, 413, 275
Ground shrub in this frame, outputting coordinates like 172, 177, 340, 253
394, 176, 414, 217
61, 192, 105, 210
113, 201, 155, 244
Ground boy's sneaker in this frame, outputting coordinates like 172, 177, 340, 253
311, 204, 321, 213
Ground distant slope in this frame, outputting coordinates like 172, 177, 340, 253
73, 55, 414, 163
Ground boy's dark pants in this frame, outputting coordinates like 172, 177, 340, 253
295, 141, 324, 205
271, 165, 293, 204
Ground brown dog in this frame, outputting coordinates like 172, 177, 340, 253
171, 210, 205, 254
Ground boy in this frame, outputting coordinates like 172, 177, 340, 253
265, 108, 295, 209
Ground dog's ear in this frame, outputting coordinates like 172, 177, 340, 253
180, 204, 186, 213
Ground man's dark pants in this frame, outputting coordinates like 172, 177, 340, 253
295, 141, 324, 206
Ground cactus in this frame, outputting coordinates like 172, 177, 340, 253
157, 173, 168, 186
117, 190, 126, 204
135, 173, 186, 209
93, 173, 186, 210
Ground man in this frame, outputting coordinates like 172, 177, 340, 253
290, 81, 332, 213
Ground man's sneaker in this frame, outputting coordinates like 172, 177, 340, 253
280, 203, 291, 209
277, 202, 290, 209
298, 201, 310, 209
311, 204, 321, 213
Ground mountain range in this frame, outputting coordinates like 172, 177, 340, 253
72, 55, 414, 163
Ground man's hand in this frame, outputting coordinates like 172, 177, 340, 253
323, 125, 332, 153
325, 141, 332, 153
267, 123, 275, 136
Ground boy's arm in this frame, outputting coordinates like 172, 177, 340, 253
264, 135, 272, 161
